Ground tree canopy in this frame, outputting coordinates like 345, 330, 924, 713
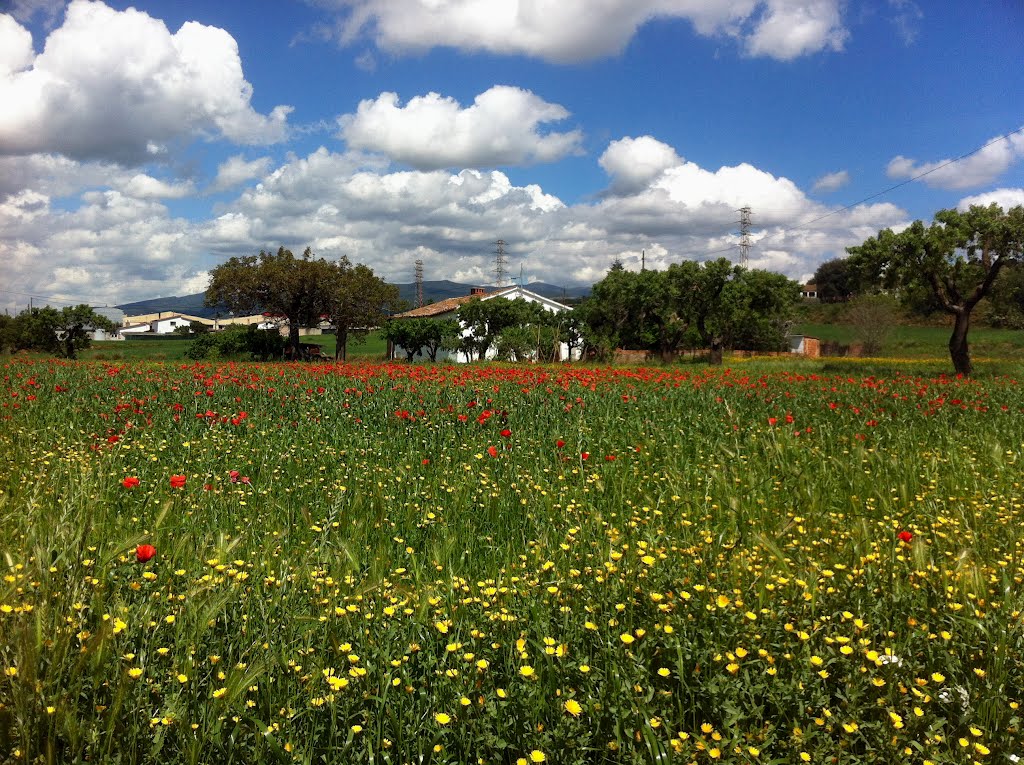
325, 259, 400, 361
206, 247, 337, 354
0, 305, 116, 359
812, 257, 856, 303
382, 317, 460, 362
456, 297, 552, 361
577, 259, 797, 363
847, 204, 1024, 375
206, 247, 398, 358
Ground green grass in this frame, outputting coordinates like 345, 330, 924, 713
792, 321, 1024, 360
80, 331, 389, 362
297, 331, 388, 359
2, 359, 1023, 763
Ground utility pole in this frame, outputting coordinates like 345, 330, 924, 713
641, 249, 646, 271
414, 259, 424, 308
737, 206, 752, 268
493, 240, 507, 287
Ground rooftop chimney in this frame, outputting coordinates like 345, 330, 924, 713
470, 287, 486, 296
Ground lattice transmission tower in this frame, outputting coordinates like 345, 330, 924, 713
493, 240, 508, 287
414, 259, 424, 308
737, 206, 753, 268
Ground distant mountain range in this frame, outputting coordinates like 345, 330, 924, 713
117, 280, 590, 319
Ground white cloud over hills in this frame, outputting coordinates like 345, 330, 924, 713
1, 131, 908, 311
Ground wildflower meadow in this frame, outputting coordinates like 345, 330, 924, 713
1, 358, 1022, 764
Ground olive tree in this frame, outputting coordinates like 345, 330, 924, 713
847, 204, 1024, 375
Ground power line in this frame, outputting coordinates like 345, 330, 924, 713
0, 288, 111, 307
793, 124, 1024, 231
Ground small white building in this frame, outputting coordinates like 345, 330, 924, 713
390, 285, 579, 363
150, 315, 194, 334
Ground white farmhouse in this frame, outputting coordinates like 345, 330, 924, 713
389, 285, 579, 363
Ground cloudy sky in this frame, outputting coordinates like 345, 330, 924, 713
1, 0, 1022, 313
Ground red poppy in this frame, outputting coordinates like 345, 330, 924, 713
136, 544, 156, 563
581, 452, 589, 461
556, 439, 565, 449
122, 476, 140, 489
229, 470, 240, 483
767, 417, 778, 426
487, 445, 499, 458
500, 428, 512, 438
169, 474, 187, 489
897, 530, 913, 543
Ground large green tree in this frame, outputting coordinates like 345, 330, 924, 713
325, 259, 400, 361
847, 204, 1024, 375
812, 257, 856, 303
0, 305, 115, 358
206, 247, 337, 355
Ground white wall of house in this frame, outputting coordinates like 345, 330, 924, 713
87, 327, 123, 341
151, 316, 190, 334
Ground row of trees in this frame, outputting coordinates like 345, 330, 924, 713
577, 259, 798, 363
380, 260, 798, 365
205, 247, 399, 360
0, 305, 116, 359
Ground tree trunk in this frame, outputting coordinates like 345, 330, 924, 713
949, 309, 973, 376
708, 339, 724, 365
288, 322, 301, 356
335, 328, 347, 361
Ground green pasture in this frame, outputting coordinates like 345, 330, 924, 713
2, 360, 1022, 763
79, 331, 389, 362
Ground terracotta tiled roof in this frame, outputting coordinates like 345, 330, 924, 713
393, 295, 478, 318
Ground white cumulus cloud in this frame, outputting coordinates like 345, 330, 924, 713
599, 136, 683, 195
957, 188, 1024, 211
811, 169, 850, 193
887, 130, 1024, 190
338, 86, 583, 169
0, 137, 908, 315
119, 174, 195, 200
744, 0, 847, 60
0, 1, 292, 164
324, 0, 847, 63
212, 155, 274, 191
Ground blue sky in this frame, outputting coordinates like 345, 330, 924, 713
1, 0, 1022, 313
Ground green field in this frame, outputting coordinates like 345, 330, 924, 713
80, 331, 389, 362
2, 358, 1022, 763
791, 322, 1024, 360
